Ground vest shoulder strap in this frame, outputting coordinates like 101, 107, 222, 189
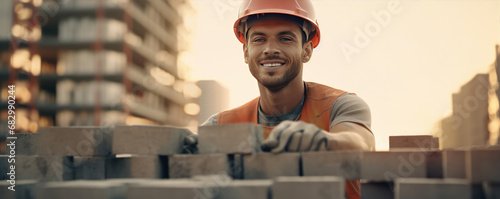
217, 97, 259, 124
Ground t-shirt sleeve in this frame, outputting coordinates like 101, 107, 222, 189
329, 93, 372, 132
201, 113, 218, 126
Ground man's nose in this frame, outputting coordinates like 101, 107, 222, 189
263, 40, 281, 55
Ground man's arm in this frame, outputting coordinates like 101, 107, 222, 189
328, 122, 375, 151
261, 93, 375, 152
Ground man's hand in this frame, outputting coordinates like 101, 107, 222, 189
261, 121, 330, 152
261, 121, 374, 152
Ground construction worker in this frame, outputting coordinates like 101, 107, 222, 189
196, 0, 375, 198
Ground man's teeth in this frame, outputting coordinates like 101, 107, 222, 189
263, 63, 282, 67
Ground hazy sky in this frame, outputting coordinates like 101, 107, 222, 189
185, 0, 500, 150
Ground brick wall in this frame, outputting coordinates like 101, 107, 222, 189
1, 125, 499, 199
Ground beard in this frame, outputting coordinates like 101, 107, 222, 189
249, 56, 302, 92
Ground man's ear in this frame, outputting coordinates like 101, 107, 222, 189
243, 43, 249, 64
302, 41, 313, 63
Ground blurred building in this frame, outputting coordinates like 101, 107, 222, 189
440, 74, 489, 148
0, 0, 199, 148
487, 45, 500, 145
438, 45, 500, 148
196, 80, 230, 124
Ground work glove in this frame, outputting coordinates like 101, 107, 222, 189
261, 120, 332, 152
183, 133, 199, 154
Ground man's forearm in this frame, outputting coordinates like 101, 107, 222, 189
329, 122, 375, 151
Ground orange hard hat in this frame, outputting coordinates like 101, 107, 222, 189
234, 0, 321, 48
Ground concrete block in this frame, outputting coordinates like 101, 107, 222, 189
15, 133, 39, 155
425, 150, 443, 178
0, 180, 37, 199
74, 156, 106, 180
302, 150, 362, 180
273, 176, 345, 199
395, 178, 471, 199
483, 182, 500, 199
466, 148, 500, 183
443, 149, 466, 178
36, 180, 127, 199
190, 174, 266, 199
37, 156, 74, 181
198, 123, 263, 154
0, 155, 73, 181
432, 137, 440, 149
112, 125, 190, 155
38, 126, 113, 156
105, 155, 165, 179
389, 135, 438, 150
243, 153, 300, 179
361, 151, 427, 182
192, 174, 232, 182
127, 180, 213, 199
105, 178, 164, 185
217, 180, 272, 199
169, 154, 229, 179
361, 181, 394, 199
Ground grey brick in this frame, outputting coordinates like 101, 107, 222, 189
389, 135, 438, 150
127, 180, 214, 199
0, 180, 37, 199
273, 176, 345, 199
302, 150, 362, 180
361, 151, 427, 182
105, 155, 165, 179
361, 181, 394, 199
243, 153, 300, 179
74, 156, 106, 180
217, 180, 272, 199
191, 174, 268, 199
112, 125, 190, 155
395, 178, 471, 199
169, 154, 230, 179
466, 148, 500, 183
443, 149, 466, 178
198, 123, 263, 154
0, 155, 73, 181
192, 174, 232, 182
15, 133, 39, 155
38, 127, 113, 156
36, 156, 74, 181
432, 137, 440, 149
36, 180, 126, 199
105, 178, 164, 185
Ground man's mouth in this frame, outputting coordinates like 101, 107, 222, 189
262, 63, 284, 67
260, 59, 286, 68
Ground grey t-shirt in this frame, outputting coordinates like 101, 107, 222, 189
201, 93, 372, 132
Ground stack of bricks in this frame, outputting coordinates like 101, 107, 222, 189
1, 124, 499, 199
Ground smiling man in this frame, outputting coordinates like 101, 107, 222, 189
200, 0, 375, 198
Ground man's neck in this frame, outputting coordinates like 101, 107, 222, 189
258, 78, 305, 115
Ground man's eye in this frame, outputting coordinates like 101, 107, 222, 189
253, 38, 264, 42
280, 37, 293, 41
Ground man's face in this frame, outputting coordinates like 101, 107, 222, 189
244, 17, 313, 92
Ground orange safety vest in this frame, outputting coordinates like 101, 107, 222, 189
217, 81, 361, 199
